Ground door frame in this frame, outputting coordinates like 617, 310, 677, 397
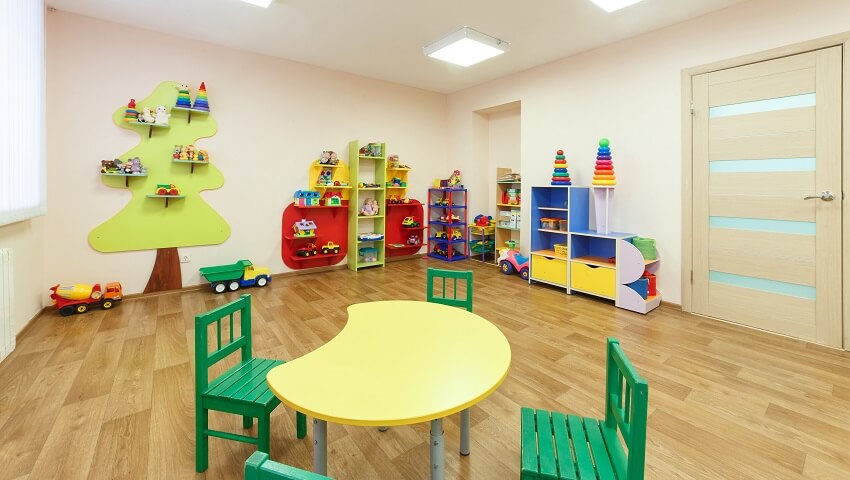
681, 33, 850, 350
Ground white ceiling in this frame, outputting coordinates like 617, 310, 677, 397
48, 0, 749, 94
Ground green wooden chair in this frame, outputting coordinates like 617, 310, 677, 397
245, 452, 332, 480
425, 267, 474, 454
195, 294, 307, 473
426, 267, 473, 312
520, 337, 649, 480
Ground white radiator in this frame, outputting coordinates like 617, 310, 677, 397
0, 248, 14, 362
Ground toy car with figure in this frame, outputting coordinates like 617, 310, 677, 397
321, 241, 341, 255
296, 243, 319, 257
402, 216, 420, 228
498, 249, 530, 280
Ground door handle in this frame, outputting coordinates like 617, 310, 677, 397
803, 191, 835, 201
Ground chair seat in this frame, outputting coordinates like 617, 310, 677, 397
204, 357, 284, 409
521, 407, 623, 480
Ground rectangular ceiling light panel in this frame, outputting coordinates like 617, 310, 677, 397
423, 27, 509, 67
240, 0, 274, 7
589, 0, 644, 12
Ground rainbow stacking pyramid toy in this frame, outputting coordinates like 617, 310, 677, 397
592, 138, 616, 186
192, 82, 210, 112
175, 84, 192, 108
123, 98, 138, 122
551, 149, 571, 185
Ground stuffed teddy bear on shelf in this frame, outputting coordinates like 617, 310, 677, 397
359, 198, 379, 216
138, 107, 155, 123
154, 105, 169, 125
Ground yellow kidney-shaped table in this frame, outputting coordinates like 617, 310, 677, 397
266, 300, 512, 479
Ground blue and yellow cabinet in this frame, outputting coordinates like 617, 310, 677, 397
529, 185, 661, 314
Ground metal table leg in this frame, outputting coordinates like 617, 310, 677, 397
313, 418, 327, 475
430, 418, 445, 480
460, 408, 470, 456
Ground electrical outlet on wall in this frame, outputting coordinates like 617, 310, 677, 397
180, 254, 190, 263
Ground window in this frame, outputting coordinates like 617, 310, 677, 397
0, 1, 46, 226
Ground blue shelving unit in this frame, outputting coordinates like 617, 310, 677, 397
427, 188, 468, 262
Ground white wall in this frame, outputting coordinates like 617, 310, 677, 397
487, 109, 521, 213
45, 11, 448, 297
447, 0, 850, 304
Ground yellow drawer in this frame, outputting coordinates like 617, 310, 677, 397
531, 255, 567, 286
570, 262, 616, 298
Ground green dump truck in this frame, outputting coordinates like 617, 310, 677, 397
199, 259, 271, 294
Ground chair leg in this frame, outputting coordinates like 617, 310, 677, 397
196, 406, 209, 472
296, 411, 307, 439
244, 415, 253, 429
258, 411, 271, 453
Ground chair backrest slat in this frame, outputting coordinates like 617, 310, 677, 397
195, 294, 253, 391
604, 337, 648, 480
426, 268, 473, 312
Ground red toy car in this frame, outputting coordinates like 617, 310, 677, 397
296, 243, 319, 257
498, 250, 529, 280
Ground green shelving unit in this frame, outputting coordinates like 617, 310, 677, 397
347, 140, 387, 271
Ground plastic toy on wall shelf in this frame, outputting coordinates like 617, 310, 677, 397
172, 82, 211, 124
199, 260, 270, 294
498, 249, 530, 280
50, 282, 123, 316
293, 219, 317, 237
296, 243, 319, 257
100, 157, 148, 186
294, 190, 321, 207
146, 183, 186, 207
155, 183, 181, 195
322, 191, 343, 206
402, 216, 420, 227
551, 149, 571, 185
321, 241, 341, 254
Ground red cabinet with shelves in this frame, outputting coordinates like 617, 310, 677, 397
281, 202, 349, 269
385, 199, 425, 258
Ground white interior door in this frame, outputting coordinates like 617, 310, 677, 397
691, 46, 842, 347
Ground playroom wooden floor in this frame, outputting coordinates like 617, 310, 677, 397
1, 258, 849, 479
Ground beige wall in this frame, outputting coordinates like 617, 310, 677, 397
0, 219, 45, 333
44, 11, 448, 298
447, 0, 850, 304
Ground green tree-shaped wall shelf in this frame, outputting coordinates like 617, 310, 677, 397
89, 81, 230, 293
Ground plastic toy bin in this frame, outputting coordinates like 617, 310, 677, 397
554, 243, 568, 257
358, 247, 377, 262
633, 237, 657, 260
540, 218, 559, 229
